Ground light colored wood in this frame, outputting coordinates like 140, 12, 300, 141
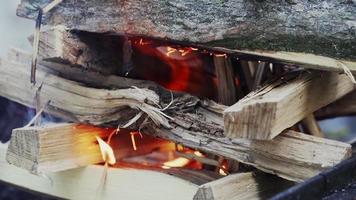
221, 49, 356, 73
0, 144, 198, 200
0, 57, 170, 126
316, 90, 356, 118
213, 55, 237, 106
6, 123, 175, 174
224, 71, 355, 140
239, 61, 254, 91
301, 114, 324, 138
252, 62, 267, 90
0, 50, 352, 182
148, 126, 351, 182
194, 172, 293, 200
35, 26, 121, 75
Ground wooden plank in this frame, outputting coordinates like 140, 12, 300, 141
17, 0, 356, 60
194, 172, 293, 200
6, 123, 175, 174
224, 71, 355, 140
230, 50, 356, 74
316, 91, 356, 118
0, 144, 199, 200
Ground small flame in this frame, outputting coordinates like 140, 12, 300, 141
219, 169, 228, 176
162, 157, 190, 169
194, 151, 204, 157
166, 47, 177, 57
96, 136, 116, 165
218, 160, 228, 176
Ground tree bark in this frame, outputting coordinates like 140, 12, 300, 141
17, 0, 356, 60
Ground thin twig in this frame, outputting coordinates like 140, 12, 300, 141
24, 100, 50, 127
252, 61, 267, 90
31, 0, 63, 84
42, 0, 63, 13
122, 111, 143, 128
35, 83, 43, 126
30, 9, 42, 84
338, 61, 356, 84
161, 91, 174, 111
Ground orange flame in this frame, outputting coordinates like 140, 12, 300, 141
96, 136, 116, 165
130, 131, 143, 151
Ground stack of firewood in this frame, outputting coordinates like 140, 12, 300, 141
0, 0, 355, 199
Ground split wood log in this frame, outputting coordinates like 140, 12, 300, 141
316, 91, 356, 118
17, 0, 356, 60
224, 71, 355, 140
0, 144, 199, 200
194, 172, 293, 200
6, 123, 175, 174
0, 52, 352, 182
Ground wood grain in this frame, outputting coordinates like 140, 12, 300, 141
6, 123, 174, 174
17, 0, 356, 59
194, 172, 293, 200
224, 71, 355, 140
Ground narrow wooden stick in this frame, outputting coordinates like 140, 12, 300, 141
301, 114, 324, 138
252, 61, 267, 90
213, 55, 237, 106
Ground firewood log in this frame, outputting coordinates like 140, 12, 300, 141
6, 123, 175, 174
224, 71, 355, 140
17, 0, 356, 60
0, 53, 352, 182
194, 172, 293, 200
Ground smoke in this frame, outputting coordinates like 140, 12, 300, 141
0, 97, 63, 143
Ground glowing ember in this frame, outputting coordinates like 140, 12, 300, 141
96, 136, 116, 165
130, 131, 143, 151
162, 157, 190, 169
